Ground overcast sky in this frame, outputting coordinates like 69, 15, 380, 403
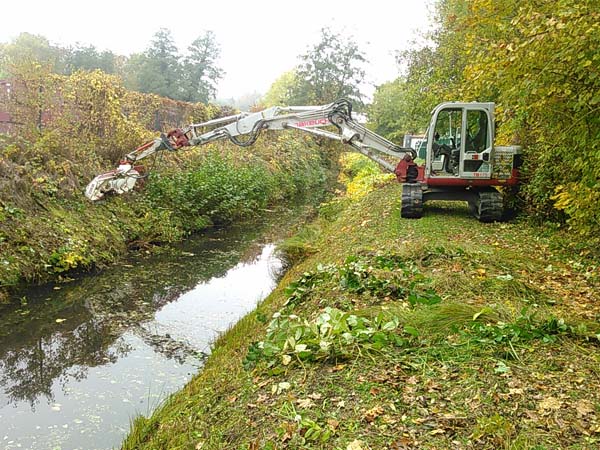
1, 0, 433, 100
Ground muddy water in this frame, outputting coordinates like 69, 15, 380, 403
0, 207, 308, 450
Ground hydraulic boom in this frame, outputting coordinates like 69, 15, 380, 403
85, 98, 522, 222
85, 99, 415, 201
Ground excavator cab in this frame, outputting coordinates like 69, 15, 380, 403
426, 102, 494, 180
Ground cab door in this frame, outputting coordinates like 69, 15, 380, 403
459, 106, 494, 179
426, 102, 495, 180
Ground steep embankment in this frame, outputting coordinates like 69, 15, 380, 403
0, 134, 334, 300
124, 178, 600, 449
0, 69, 338, 301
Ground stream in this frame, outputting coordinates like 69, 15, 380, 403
0, 206, 310, 450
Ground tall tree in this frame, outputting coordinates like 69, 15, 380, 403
135, 29, 181, 99
262, 70, 303, 107
295, 28, 367, 106
180, 31, 224, 103
0, 33, 63, 73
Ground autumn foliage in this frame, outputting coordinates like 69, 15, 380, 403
371, 0, 600, 241
0, 62, 223, 206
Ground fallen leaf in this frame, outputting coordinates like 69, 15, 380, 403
254, 379, 269, 388
297, 398, 315, 409
55, 318, 66, 323
327, 418, 339, 430
330, 364, 346, 372
539, 396, 562, 413
496, 274, 514, 281
382, 415, 397, 424
390, 436, 413, 449
347, 440, 364, 450
363, 406, 385, 423
575, 399, 594, 418
272, 382, 291, 395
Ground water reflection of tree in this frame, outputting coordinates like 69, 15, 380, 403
0, 213, 287, 408
0, 316, 127, 408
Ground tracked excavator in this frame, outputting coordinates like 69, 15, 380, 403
85, 98, 521, 221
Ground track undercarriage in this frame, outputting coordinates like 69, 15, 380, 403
400, 183, 504, 222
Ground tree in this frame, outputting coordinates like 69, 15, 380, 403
262, 70, 303, 107
0, 44, 6, 78
135, 29, 182, 99
0, 33, 63, 73
294, 28, 367, 107
373, 0, 600, 239
180, 31, 224, 103
63, 44, 117, 75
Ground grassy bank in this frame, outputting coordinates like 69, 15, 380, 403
0, 133, 336, 301
123, 177, 600, 449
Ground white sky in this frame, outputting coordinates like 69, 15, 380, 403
0, 0, 433, 100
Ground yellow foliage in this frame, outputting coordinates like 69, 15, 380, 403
339, 152, 395, 200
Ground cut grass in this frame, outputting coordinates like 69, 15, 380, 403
123, 182, 600, 450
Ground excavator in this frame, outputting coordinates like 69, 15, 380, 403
85, 98, 522, 221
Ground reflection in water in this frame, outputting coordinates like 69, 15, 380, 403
0, 208, 301, 450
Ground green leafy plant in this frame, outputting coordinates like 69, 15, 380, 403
244, 307, 407, 370
464, 309, 569, 345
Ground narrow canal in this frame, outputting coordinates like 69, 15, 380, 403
0, 207, 309, 449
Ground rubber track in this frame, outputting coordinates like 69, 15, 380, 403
472, 190, 503, 222
401, 184, 423, 219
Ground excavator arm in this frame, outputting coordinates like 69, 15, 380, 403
85, 99, 416, 201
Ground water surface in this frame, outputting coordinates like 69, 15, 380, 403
0, 208, 306, 449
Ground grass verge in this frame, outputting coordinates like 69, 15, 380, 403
123, 180, 600, 450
